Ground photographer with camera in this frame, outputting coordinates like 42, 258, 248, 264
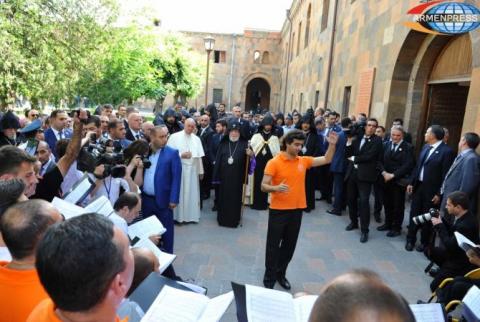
428, 191, 479, 291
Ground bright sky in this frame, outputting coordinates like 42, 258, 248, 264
118, 0, 293, 33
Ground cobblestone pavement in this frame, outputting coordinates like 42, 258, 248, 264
174, 196, 432, 321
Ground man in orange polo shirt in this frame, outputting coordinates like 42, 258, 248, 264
28, 213, 134, 322
261, 129, 338, 289
0, 199, 62, 322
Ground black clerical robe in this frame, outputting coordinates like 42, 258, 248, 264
212, 138, 249, 227
299, 131, 321, 211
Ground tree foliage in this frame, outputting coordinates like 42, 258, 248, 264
0, 0, 203, 109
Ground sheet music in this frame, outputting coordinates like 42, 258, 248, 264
293, 295, 318, 322
198, 291, 234, 322
454, 231, 476, 252
177, 281, 207, 295
245, 284, 295, 322
463, 286, 480, 318
51, 197, 85, 219
409, 304, 445, 322
141, 285, 209, 322
63, 175, 93, 204
132, 238, 176, 273
84, 196, 114, 216
128, 216, 166, 240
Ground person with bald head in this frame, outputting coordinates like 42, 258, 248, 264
0, 199, 62, 322
126, 112, 145, 141
167, 118, 205, 223
309, 270, 415, 322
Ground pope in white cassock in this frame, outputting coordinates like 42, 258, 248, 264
167, 118, 205, 223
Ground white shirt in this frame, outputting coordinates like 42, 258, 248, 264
108, 212, 128, 236
130, 129, 141, 139
0, 246, 11, 262
61, 161, 84, 194
419, 140, 443, 181
51, 127, 65, 140
93, 176, 130, 205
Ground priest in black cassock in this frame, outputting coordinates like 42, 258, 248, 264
212, 121, 253, 228
296, 113, 322, 212
248, 114, 280, 210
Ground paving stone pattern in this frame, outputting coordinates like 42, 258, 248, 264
174, 197, 432, 321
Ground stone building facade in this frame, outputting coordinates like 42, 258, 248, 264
169, 0, 480, 151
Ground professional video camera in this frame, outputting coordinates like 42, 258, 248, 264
412, 208, 440, 225
77, 136, 126, 178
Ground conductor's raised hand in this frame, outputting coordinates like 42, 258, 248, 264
327, 131, 339, 145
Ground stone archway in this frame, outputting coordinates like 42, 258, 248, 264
245, 77, 271, 111
387, 31, 473, 151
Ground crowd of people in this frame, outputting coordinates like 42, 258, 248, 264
0, 100, 479, 321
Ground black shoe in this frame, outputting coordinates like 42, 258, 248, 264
263, 280, 275, 289
211, 205, 217, 211
360, 232, 369, 243
345, 223, 359, 231
377, 224, 391, 231
327, 209, 341, 216
276, 276, 291, 290
405, 242, 414, 251
374, 213, 382, 223
416, 244, 426, 252
386, 230, 401, 237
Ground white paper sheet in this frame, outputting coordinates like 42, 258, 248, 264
463, 286, 480, 318
293, 295, 318, 322
51, 197, 85, 219
245, 284, 295, 322
63, 174, 93, 204
198, 291, 234, 322
141, 285, 209, 322
454, 231, 477, 252
133, 238, 176, 274
84, 196, 115, 217
409, 303, 445, 322
128, 216, 166, 240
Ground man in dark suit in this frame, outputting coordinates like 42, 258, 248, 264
232, 105, 252, 140
198, 114, 214, 200
429, 191, 480, 291
125, 112, 145, 141
210, 119, 227, 211
440, 132, 480, 213
384, 118, 413, 144
345, 118, 383, 243
326, 116, 347, 215
107, 120, 132, 149
36, 141, 56, 176
141, 125, 182, 256
405, 125, 455, 252
44, 110, 72, 158
378, 126, 415, 237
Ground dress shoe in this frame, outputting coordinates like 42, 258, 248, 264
428, 266, 440, 277
327, 209, 341, 216
360, 232, 369, 243
345, 223, 359, 231
374, 213, 382, 223
376, 224, 391, 231
416, 244, 426, 252
405, 242, 414, 251
276, 276, 291, 290
386, 230, 401, 237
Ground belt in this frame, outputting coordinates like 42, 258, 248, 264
142, 193, 155, 198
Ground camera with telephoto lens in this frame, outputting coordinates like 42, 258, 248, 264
77, 138, 126, 179
412, 208, 440, 225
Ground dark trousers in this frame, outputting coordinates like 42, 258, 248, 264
429, 246, 472, 292
406, 183, 434, 245
141, 195, 175, 254
264, 209, 303, 283
383, 182, 406, 231
332, 172, 345, 211
318, 167, 332, 199
347, 170, 373, 233
374, 178, 384, 216
437, 277, 480, 304
200, 159, 212, 199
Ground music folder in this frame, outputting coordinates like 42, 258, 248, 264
62, 173, 95, 204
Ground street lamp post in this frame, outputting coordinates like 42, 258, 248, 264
204, 36, 215, 106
